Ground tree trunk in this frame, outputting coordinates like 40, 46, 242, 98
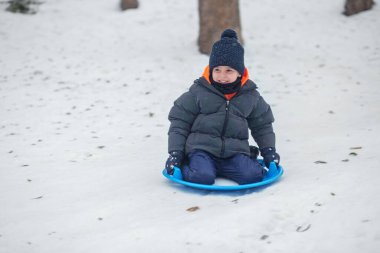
198, 0, 242, 55
343, 0, 374, 16
120, 0, 139, 11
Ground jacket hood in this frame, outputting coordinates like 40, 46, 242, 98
201, 65, 250, 85
200, 65, 255, 100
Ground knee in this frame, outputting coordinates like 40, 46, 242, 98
233, 155, 266, 184
183, 150, 216, 185
184, 169, 216, 185
238, 169, 265, 184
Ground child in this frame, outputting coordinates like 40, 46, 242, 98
165, 29, 280, 185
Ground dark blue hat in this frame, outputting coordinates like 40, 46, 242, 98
209, 29, 245, 75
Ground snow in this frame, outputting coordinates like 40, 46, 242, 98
0, 0, 379, 252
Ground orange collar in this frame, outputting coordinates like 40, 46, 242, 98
201, 65, 250, 100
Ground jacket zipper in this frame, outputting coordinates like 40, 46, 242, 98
220, 100, 230, 157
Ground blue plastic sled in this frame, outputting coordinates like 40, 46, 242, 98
162, 159, 284, 191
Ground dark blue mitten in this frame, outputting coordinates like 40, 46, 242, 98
260, 147, 280, 168
249, 145, 259, 160
165, 151, 184, 175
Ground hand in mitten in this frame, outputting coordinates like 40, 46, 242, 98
165, 151, 184, 175
260, 147, 280, 168
249, 145, 259, 160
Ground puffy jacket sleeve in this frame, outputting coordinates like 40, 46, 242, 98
168, 91, 199, 153
247, 93, 276, 149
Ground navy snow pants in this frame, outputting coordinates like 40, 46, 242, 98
182, 150, 266, 185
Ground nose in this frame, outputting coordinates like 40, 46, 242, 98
218, 72, 228, 81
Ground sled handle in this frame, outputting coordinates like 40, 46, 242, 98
172, 166, 183, 180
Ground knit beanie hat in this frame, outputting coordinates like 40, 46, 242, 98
209, 29, 245, 75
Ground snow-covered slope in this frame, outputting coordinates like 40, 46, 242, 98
1, 0, 379, 252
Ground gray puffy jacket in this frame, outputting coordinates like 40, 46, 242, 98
168, 76, 275, 158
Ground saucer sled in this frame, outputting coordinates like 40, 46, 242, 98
162, 159, 283, 191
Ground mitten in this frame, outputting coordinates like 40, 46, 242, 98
260, 147, 280, 168
165, 151, 184, 175
249, 145, 259, 160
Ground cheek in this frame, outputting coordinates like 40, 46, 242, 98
212, 72, 221, 80
228, 73, 239, 81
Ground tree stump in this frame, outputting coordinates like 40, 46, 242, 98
198, 0, 243, 55
121, 0, 139, 11
343, 0, 374, 16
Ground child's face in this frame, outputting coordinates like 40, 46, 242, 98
212, 66, 241, 84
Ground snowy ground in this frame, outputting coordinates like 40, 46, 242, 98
1, 0, 380, 252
